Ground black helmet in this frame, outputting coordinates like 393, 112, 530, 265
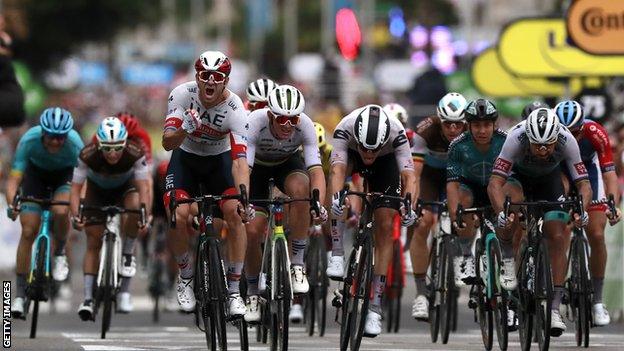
465, 99, 498, 122
521, 101, 549, 120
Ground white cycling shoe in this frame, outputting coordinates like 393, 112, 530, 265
290, 265, 309, 294
289, 303, 303, 323
52, 255, 69, 281
176, 275, 196, 312
363, 309, 382, 337
326, 255, 345, 279
592, 303, 610, 326
500, 258, 518, 290
116, 292, 133, 313
228, 294, 246, 317
550, 309, 566, 336
411, 295, 429, 321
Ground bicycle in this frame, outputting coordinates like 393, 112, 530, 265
253, 181, 320, 351
332, 187, 410, 351
305, 224, 329, 337
383, 214, 405, 333
456, 205, 508, 351
168, 185, 249, 351
414, 200, 458, 344
78, 202, 146, 339
147, 217, 171, 323
503, 195, 581, 351
564, 194, 616, 348
10, 194, 69, 339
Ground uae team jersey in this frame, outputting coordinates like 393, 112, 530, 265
245, 109, 321, 169
164, 81, 247, 159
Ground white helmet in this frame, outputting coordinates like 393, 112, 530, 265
437, 92, 467, 122
525, 108, 560, 144
96, 117, 128, 145
267, 85, 305, 116
246, 78, 278, 102
194, 50, 231, 75
353, 104, 391, 151
383, 103, 409, 126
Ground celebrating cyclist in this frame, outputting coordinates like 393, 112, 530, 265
409, 92, 468, 321
327, 104, 416, 336
7, 107, 83, 318
71, 117, 150, 319
488, 108, 592, 335
555, 100, 622, 326
243, 85, 327, 322
161, 50, 253, 317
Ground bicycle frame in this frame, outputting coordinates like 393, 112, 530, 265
29, 209, 53, 284
97, 214, 122, 292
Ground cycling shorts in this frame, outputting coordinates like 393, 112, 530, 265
20, 163, 72, 213
250, 153, 308, 212
83, 179, 136, 225
348, 150, 401, 211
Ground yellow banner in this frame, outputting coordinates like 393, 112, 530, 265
498, 17, 624, 77
472, 48, 583, 97
567, 0, 624, 55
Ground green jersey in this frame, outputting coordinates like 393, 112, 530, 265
446, 130, 507, 187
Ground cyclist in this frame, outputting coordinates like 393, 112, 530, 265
383, 103, 414, 143
71, 117, 150, 318
161, 50, 253, 317
488, 108, 592, 335
447, 99, 523, 291
245, 77, 278, 113
521, 101, 549, 120
328, 104, 416, 336
409, 92, 468, 321
243, 85, 327, 322
555, 100, 622, 326
6, 107, 83, 318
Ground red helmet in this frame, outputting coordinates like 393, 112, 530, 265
115, 112, 139, 134
194, 51, 231, 76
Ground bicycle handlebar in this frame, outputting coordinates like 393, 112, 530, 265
79, 202, 147, 228
338, 186, 411, 218
414, 199, 446, 223
503, 195, 583, 221
455, 205, 492, 229
168, 184, 248, 228
590, 194, 617, 220
13, 194, 70, 208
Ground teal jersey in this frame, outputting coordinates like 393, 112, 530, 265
11, 126, 84, 173
446, 130, 507, 187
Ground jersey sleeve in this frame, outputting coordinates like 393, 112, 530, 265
72, 159, 88, 184
132, 156, 150, 181
564, 135, 589, 182
585, 122, 615, 173
301, 116, 322, 169
226, 102, 248, 160
11, 132, 33, 175
389, 120, 414, 172
330, 118, 351, 165
446, 142, 462, 182
245, 117, 259, 168
491, 135, 516, 179
163, 85, 187, 132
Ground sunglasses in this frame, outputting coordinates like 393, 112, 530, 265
248, 101, 268, 110
197, 70, 227, 84
100, 145, 125, 152
530, 142, 556, 151
44, 133, 67, 141
273, 114, 300, 126
357, 143, 382, 154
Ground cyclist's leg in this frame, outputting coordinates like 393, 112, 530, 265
453, 184, 477, 285
117, 188, 141, 311
497, 179, 523, 290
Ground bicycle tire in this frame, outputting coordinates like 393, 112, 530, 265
318, 239, 328, 337
101, 233, 115, 339
151, 260, 164, 324
209, 242, 228, 351
475, 244, 493, 350
238, 319, 249, 351
535, 239, 552, 351
305, 237, 319, 337
440, 238, 454, 344
388, 239, 403, 333
349, 233, 372, 351
517, 241, 533, 351
490, 239, 508, 351
428, 237, 440, 343
271, 239, 291, 351
574, 237, 591, 348
29, 238, 47, 339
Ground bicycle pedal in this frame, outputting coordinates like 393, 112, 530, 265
329, 276, 344, 282
550, 328, 564, 337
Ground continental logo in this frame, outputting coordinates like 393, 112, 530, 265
568, 0, 624, 54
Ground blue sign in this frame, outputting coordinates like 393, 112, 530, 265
121, 63, 175, 86
80, 61, 108, 86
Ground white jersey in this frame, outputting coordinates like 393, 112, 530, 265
246, 109, 321, 169
164, 81, 248, 158
331, 107, 414, 172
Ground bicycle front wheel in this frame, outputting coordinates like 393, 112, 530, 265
208, 242, 228, 351
475, 244, 493, 351
572, 237, 591, 348
29, 238, 48, 339
428, 238, 440, 343
535, 239, 552, 351
100, 234, 115, 339
490, 239, 508, 351
439, 238, 455, 344
270, 239, 291, 351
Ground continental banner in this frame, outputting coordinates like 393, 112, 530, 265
567, 0, 624, 55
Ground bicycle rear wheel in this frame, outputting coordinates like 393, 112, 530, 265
349, 234, 372, 350
572, 238, 591, 348
209, 242, 228, 351
517, 243, 533, 351
475, 245, 493, 350
305, 236, 320, 336
29, 238, 48, 339
340, 248, 357, 351
535, 239, 552, 351
440, 239, 455, 344
270, 239, 291, 351
490, 239, 508, 351
387, 239, 402, 333
101, 234, 115, 339
428, 238, 440, 343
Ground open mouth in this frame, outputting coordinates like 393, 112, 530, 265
205, 86, 216, 97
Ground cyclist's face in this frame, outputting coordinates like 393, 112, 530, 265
101, 147, 124, 164
529, 142, 556, 159
441, 121, 465, 141
42, 134, 66, 154
357, 147, 379, 166
469, 120, 495, 145
269, 111, 298, 139
196, 71, 228, 107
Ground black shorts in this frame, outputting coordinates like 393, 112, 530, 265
83, 180, 136, 224
459, 180, 490, 208
349, 150, 401, 210
250, 153, 307, 210
419, 165, 446, 202
513, 167, 565, 212
21, 163, 73, 199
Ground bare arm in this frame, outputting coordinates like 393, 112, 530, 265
5, 172, 22, 206
69, 182, 84, 218
400, 170, 416, 205
413, 161, 423, 201
487, 174, 507, 214
602, 170, 620, 205
574, 179, 592, 212
232, 157, 250, 195
328, 163, 347, 205
309, 167, 326, 204
162, 129, 188, 151
446, 181, 461, 222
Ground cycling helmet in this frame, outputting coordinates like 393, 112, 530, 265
194, 50, 231, 76
115, 112, 139, 134
353, 104, 391, 151
314, 122, 327, 148
465, 99, 498, 122
525, 108, 560, 144
39, 107, 73, 135
267, 85, 305, 116
437, 92, 467, 122
96, 117, 128, 146
554, 100, 584, 129
246, 78, 278, 102
383, 103, 409, 126
521, 101, 549, 120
